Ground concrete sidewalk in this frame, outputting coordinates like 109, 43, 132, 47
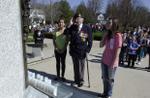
27, 39, 150, 98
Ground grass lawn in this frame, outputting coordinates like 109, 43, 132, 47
26, 32, 34, 42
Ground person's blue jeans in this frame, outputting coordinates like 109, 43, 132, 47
140, 47, 145, 58
101, 63, 117, 97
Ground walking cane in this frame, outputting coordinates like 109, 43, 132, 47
86, 54, 90, 88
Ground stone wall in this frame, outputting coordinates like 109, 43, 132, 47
0, 0, 26, 98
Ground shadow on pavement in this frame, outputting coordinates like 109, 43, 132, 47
88, 59, 101, 63
27, 44, 41, 48
119, 64, 150, 72
68, 86, 101, 97
89, 54, 102, 58
26, 53, 35, 58
97, 53, 103, 55
88, 54, 102, 63
27, 55, 55, 65
27, 43, 47, 48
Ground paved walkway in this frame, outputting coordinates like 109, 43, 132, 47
26, 39, 150, 98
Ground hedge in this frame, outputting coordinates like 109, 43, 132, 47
25, 31, 105, 42
92, 31, 104, 41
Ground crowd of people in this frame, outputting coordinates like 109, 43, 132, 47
30, 13, 150, 98
119, 27, 150, 69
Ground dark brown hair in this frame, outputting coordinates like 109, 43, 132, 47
107, 18, 120, 40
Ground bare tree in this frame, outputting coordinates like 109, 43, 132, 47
106, 0, 150, 30
87, 0, 103, 14
86, 0, 103, 23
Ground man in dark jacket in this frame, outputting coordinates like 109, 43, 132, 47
68, 13, 92, 87
33, 27, 45, 59
34, 27, 44, 46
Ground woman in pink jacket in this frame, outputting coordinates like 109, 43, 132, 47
99, 18, 122, 98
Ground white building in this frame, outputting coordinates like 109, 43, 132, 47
97, 13, 106, 25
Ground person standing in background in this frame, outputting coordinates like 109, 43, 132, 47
33, 26, 45, 59
119, 31, 127, 65
146, 32, 150, 70
127, 36, 139, 67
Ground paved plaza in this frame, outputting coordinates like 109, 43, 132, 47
26, 39, 150, 98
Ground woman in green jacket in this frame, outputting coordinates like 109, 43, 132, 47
53, 18, 68, 81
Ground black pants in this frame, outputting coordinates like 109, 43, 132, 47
137, 47, 141, 62
54, 50, 67, 78
128, 54, 137, 67
119, 46, 127, 65
72, 56, 85, 84
149, 53, 150, 68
